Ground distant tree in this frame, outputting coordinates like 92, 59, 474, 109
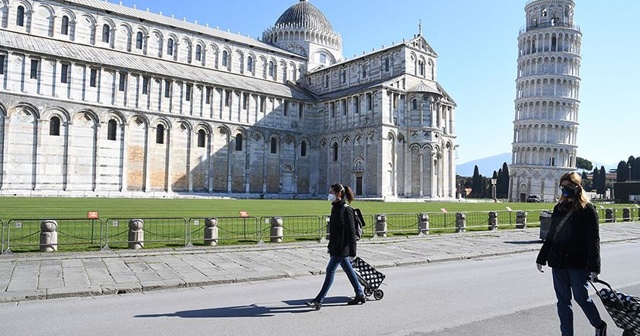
576, 157, 593, 171
471, 165, 483, 198
628, 156, 636, 181
581, 171, 588, 186
597, 166, 606, 195
498, 162, 510, 198
617, 161, 629, 182
590, 167, 599, 193
634, 157, 640, 181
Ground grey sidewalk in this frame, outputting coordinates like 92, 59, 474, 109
1, 223, 639, 303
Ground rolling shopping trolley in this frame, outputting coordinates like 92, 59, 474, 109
351, 257, 386, 300
591, 279, 640, 336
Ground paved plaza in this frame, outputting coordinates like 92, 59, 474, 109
1, 223, 639, 303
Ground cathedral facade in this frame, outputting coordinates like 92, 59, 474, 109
0, 0, 457, 199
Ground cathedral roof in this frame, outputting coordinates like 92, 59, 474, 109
0, 30, 312, 101
274, 0, 335, 34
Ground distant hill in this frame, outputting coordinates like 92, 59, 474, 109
457, 153, 511, 177
456, 153, 615, 177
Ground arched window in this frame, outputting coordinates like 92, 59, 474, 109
332, 142, 338, 161
385, 57, 390, 72
412, 99, 418, 110
195, 45, 202, 61
102, 24, 110, 43
156, 124, 165, 144
341, 70, 346, 83
268, 61, 275, 77
353, 96, 359, 114
222, 50, 228, 67
197, 130, 206, 148
16, 6, 25, 27
270, 138, 278, 154
136, 32, 144, 49
418, 60, 425, 76
167, 38, 174, 55
247, 56, 253, 72
61, 16, 69, 35
366, 93, 372, 110
235, 134, 243, 151
361, 64, 367, 78
49, 116, 61, 136
107, 119, 117, 141
301, 141, 307, 157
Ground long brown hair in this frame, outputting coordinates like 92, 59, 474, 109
558, 171, 589, 211
330, 183, 355, 204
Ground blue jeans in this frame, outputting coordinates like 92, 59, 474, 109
552, 268, 603, 336
314, 255, 363, 303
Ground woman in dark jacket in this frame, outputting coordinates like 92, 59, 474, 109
306, 183, 365, 309
536, 172, 607, 336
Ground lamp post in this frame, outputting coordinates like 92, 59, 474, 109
491, 178, 497, 202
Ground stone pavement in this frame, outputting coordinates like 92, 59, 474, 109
1, 223, 639, 303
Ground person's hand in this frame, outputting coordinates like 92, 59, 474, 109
590, 272, 599, 282
536, 263, 544, 273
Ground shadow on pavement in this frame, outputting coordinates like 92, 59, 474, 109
504, 240, 543, 245
134, 297, 352, 318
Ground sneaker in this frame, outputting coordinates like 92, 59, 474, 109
347, 295, 366, 305
595, 321, 607, 336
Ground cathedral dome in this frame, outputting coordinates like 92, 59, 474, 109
274, 0, 335, 34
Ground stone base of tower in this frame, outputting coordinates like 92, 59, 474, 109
509, 166, 574, 203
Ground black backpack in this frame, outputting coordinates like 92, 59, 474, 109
341, 204, 366, 240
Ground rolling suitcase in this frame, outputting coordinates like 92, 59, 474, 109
350, 257, 385, 300
591, 279, 640, 336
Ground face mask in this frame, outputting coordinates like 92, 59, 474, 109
561, 186, 576, 198
328, 193, 336, 202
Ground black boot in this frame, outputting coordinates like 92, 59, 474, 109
347, 295, 366, 305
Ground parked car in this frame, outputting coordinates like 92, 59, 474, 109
526, 195, 542, 203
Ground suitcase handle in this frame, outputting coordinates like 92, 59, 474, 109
590, 279, 626, 306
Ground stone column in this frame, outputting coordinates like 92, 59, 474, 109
128, 219, 144, 249
204, 218, 218, 246
40, 220, 58, 252
418, 213, 429, 235
488, 211, 498, 231
516, 211, 527, 229
270, 217, 283, 243
374, 214, 387, 238
455, 212, 466, 233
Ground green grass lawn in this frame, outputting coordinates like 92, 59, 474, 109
0, 197, 557, 220
0, 197, 636, 253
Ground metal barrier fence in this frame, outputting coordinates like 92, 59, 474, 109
102, 217, 188, 250
383, 213, 422, 235
321, 214, 377, 239
188, 217, 260, 245
596, 207, 640, 223
0, 219, 5, 253
3, 218, 103, 253
260, 215, 323, 242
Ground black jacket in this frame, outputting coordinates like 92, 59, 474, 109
327, 200, 357, 257
536, 202, 601, 273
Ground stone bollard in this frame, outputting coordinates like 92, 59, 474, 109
455, 212, 466, 233
270, 217, 283, 243
128, 219, 144, 249
605, 209, 615, 223
539, 211, 552, 240
374, 214, 387, 238
40, 220, 58, 252
516, 211, 527, 229
418, 213, 430, 235
488, 211, 498, 231
622, 208, 631, 222
204, 218, 219, 246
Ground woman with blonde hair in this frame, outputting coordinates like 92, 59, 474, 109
536, 172, 607, 336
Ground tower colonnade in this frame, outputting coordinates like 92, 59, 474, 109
510, 0, 582, 202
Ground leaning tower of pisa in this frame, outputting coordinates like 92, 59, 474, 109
510, 0, 582, 202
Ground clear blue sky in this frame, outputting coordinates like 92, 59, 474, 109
117, 0, 639, 168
